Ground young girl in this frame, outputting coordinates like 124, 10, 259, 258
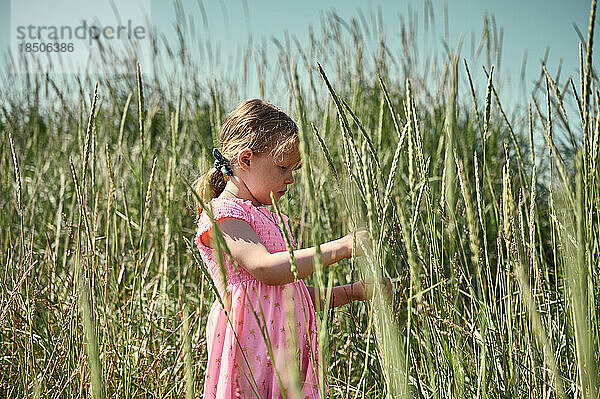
193, 99, 374, 399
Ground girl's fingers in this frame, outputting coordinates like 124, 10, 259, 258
382, 277, 393, 299
360, 277, 394, 301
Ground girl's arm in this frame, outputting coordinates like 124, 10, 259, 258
306, 282, 367, 310
307, 277, 393, 310
210, 218, 367, 285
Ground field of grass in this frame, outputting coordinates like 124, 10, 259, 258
1, 1, 599, 397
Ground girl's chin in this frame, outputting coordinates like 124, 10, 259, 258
264, 191, 286, 203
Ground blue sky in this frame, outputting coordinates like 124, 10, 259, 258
0, 0, 595, 110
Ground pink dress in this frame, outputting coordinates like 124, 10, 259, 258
195, 196, 328, 398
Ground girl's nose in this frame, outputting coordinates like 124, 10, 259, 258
285, 170, 294, 184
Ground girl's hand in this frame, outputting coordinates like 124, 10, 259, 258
343, 227, 372, 258
353, 276, 393, 301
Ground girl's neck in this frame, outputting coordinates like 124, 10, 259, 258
220, 180, 264, 207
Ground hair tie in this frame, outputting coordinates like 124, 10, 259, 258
213, 148, 234, 176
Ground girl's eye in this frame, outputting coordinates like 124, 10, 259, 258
279, 166, 287, 170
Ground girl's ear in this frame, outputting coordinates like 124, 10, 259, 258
237, 147, 253, 170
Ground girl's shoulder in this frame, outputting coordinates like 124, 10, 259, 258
206, 196, 267, 218
195, 197, 259, 248
210, 196, 266, 210
198, 196, 257, 226
195, 196, 295, 250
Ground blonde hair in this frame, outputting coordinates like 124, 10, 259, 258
192, 99, 299, 219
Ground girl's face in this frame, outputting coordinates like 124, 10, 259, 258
237, 141, 302, 206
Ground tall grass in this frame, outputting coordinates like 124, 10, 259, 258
1, 0, 599, 397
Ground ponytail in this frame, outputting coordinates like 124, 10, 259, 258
192, 167, 228, 219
